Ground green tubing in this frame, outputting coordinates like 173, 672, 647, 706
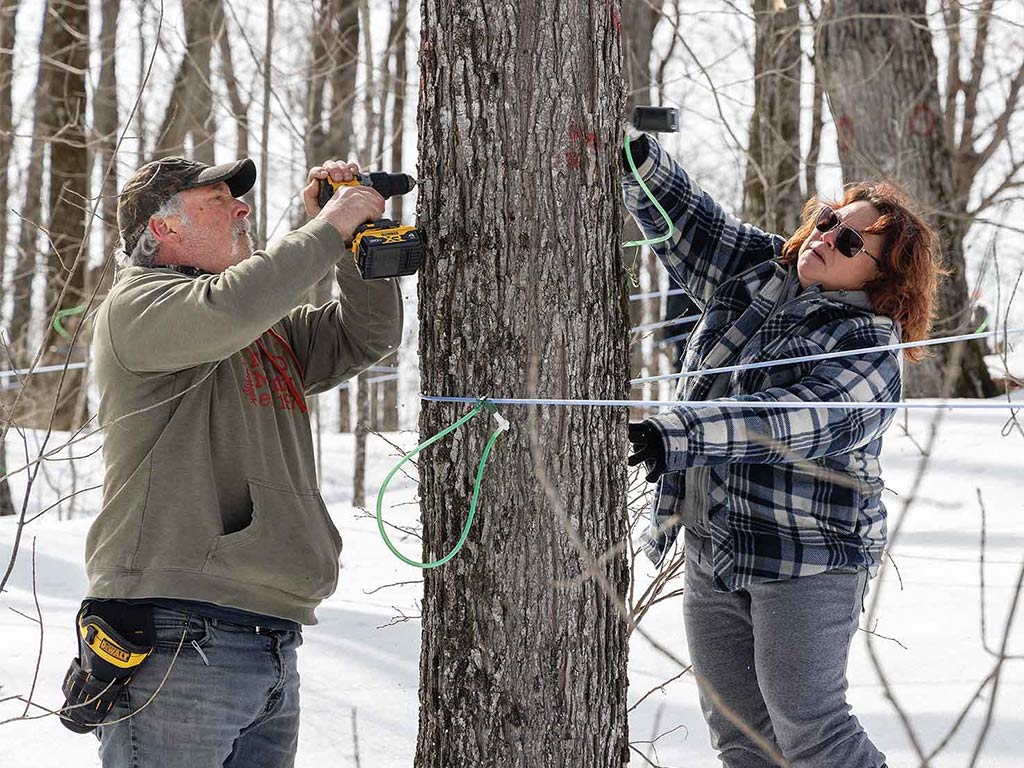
53, 304, 86, 340
622, 133, 675, 249
376, 400, 509, 569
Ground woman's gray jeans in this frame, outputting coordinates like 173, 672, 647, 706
683, 529, 886, 768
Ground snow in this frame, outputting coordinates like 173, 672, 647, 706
1, 404, 1022, 766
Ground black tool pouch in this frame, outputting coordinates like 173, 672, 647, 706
59, 601, 154, 734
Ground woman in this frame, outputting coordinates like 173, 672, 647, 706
622, 131, 941, 768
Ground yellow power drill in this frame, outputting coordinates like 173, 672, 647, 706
317, 172, 422, 280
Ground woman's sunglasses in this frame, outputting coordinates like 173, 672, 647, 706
813, 206, 881, 267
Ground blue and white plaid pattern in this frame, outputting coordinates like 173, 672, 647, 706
624, 137, 902, 591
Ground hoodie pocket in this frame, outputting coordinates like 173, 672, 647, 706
203, 479, 343, 602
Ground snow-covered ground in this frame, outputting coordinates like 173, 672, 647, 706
1, 400, 1022, 766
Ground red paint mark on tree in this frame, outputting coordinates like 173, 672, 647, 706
836, 114, 855, 152
568, 125, 600, 150
611, 7, 621, 32
565, 149, 581, 169
908, 103, 936, 138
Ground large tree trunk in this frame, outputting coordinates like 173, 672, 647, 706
39, 0, 90, 432
819, 0, 995, 398
415, 2, 630, 766
743, 0, 803, 235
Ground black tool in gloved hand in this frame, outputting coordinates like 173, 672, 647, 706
628, 421, 667, 483
60, 601, 154, 733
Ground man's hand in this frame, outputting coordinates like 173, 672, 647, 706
302, 160, 385, 244
628, 421, 667, 483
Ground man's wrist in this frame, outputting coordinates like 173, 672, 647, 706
302, 217, 348, 251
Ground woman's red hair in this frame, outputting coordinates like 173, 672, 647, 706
779, 181, 946, 363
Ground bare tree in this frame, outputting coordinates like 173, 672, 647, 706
213, 0, 254, 213
0, 0, 15, 515
818, 0, 1002, 398
90, 0, 120, 299
0, 437, 11, 515
34, 0, 90, 432
0, 0, 18, 301
414, 1, 630, 764
743, 0, 803, 235
302, 0, 361, 432
352, 377, 369, 507
154, 0, 217, 163
802, 0, 826, 197
134, 0, 148, 166
256, 0, 274, 250
375, 0, 407, 434
622, 1, 661, 409
7, 39, 46, 370
351, 0, 377, 502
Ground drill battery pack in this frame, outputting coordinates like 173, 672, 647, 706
351, 219, 423, 280
60, 601, 154, 733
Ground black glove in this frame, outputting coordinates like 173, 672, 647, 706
621, 132, 650, 172
627, 421, 667, 482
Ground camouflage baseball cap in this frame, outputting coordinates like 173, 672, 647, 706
117, 156, 257, 255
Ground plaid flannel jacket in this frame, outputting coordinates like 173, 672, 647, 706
623, 136, 902, 591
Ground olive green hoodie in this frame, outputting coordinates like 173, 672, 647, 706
86, 219, 403, 624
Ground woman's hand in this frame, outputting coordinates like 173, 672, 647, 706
628, 421, 667, 482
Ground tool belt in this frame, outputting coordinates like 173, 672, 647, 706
60, 601, 154, 734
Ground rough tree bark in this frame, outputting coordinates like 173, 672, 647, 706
743, 0, 803, 235
415, 2, 630, 766
819, 0, 996, 398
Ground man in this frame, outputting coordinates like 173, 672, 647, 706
82, 155, 403, 766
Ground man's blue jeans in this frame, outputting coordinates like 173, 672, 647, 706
96, 605, 302, 768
